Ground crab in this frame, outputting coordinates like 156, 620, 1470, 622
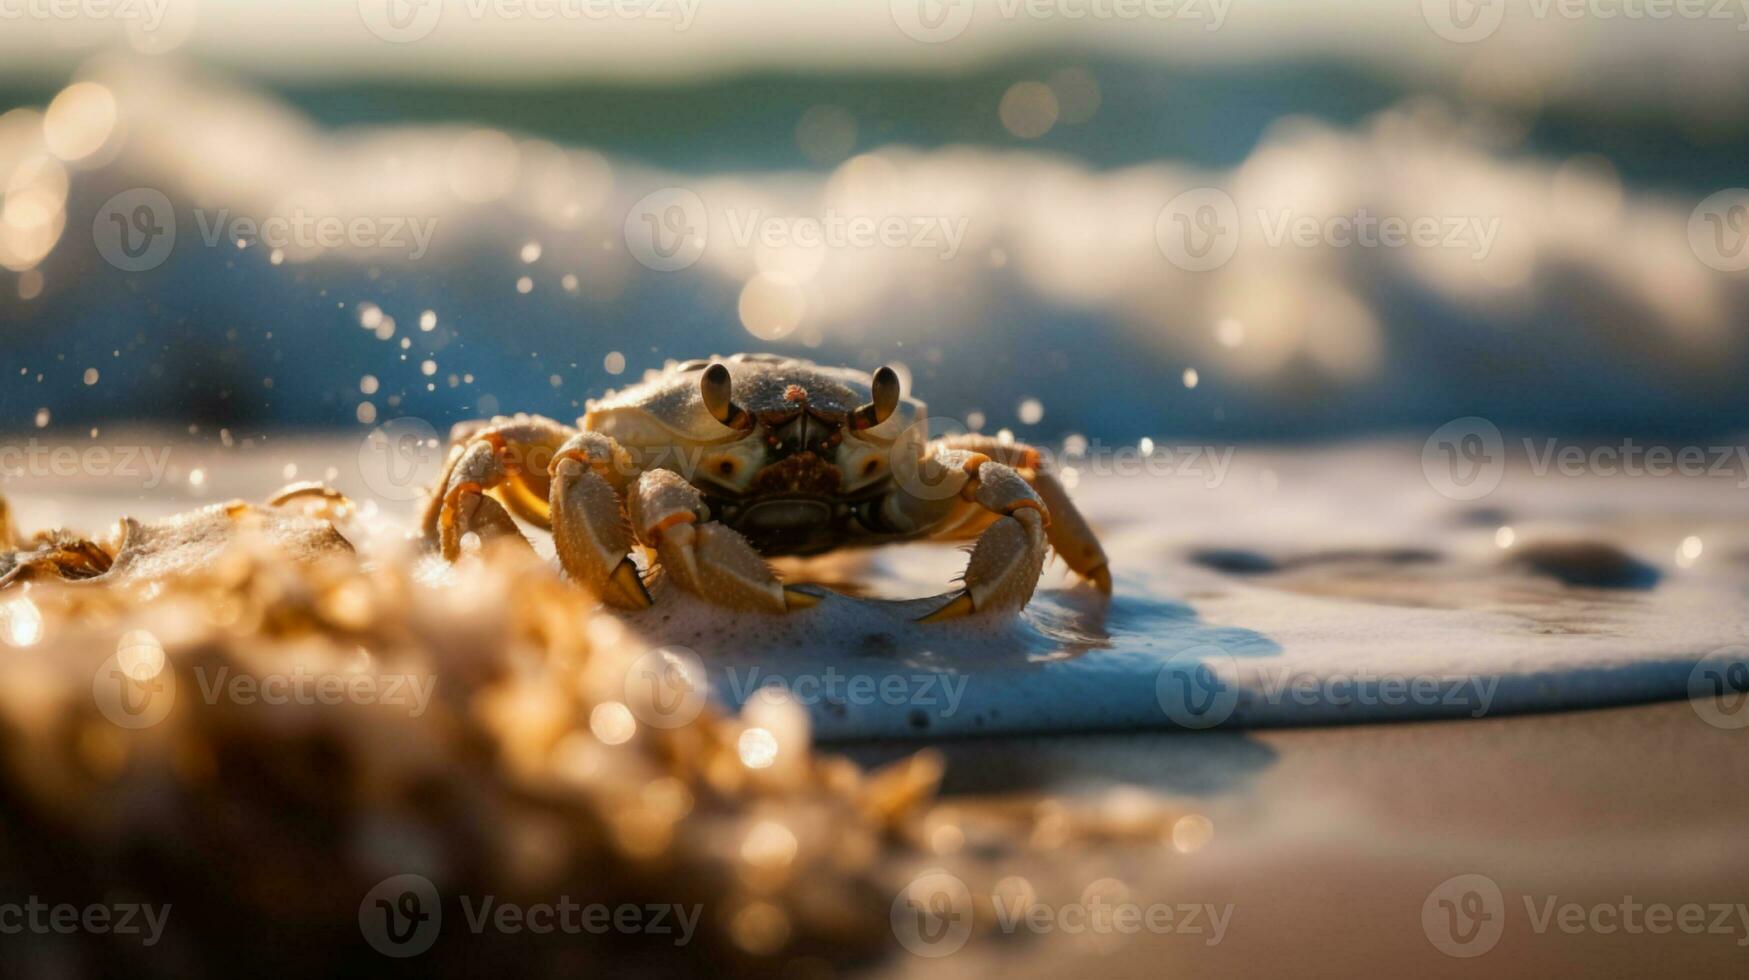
419, 354, 1109, 620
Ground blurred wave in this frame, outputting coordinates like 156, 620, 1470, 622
2, 58, 1747, 440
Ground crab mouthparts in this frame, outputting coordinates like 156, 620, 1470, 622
737, 498, 834, 533
749, 452, 843, 496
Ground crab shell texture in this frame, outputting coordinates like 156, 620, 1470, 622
582, 354, 925, 503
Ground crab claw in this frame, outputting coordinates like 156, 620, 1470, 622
917, 505, 1048, 623
606, 556, 655, 610
268, 482, 356, 523
783, 585, 823, 610
1086, 563, 1113, 594
917, 592, 976, 623
550, 448, 649, 609
654, 520, 792, 614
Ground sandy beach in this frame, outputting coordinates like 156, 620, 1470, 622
4, 434, 1744, 974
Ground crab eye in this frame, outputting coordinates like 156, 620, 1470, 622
705, 455, 740, 479
851, 366, 901, 430
701, 363, 753, 431
861, 457, 883, 477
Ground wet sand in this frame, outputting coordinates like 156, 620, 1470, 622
853, 698, 1749, 976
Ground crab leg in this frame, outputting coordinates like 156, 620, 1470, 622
628, 468, 818, 613
933, 434, 1111, 593
911, 450, 1052, 622
418, 414, 576, 545
430, 440, 531, 559
267, 482, 356, 524
548, 431, 652, 610
421, 415, 574, 562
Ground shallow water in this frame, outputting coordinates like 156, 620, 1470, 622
9, 434, 1744, 740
